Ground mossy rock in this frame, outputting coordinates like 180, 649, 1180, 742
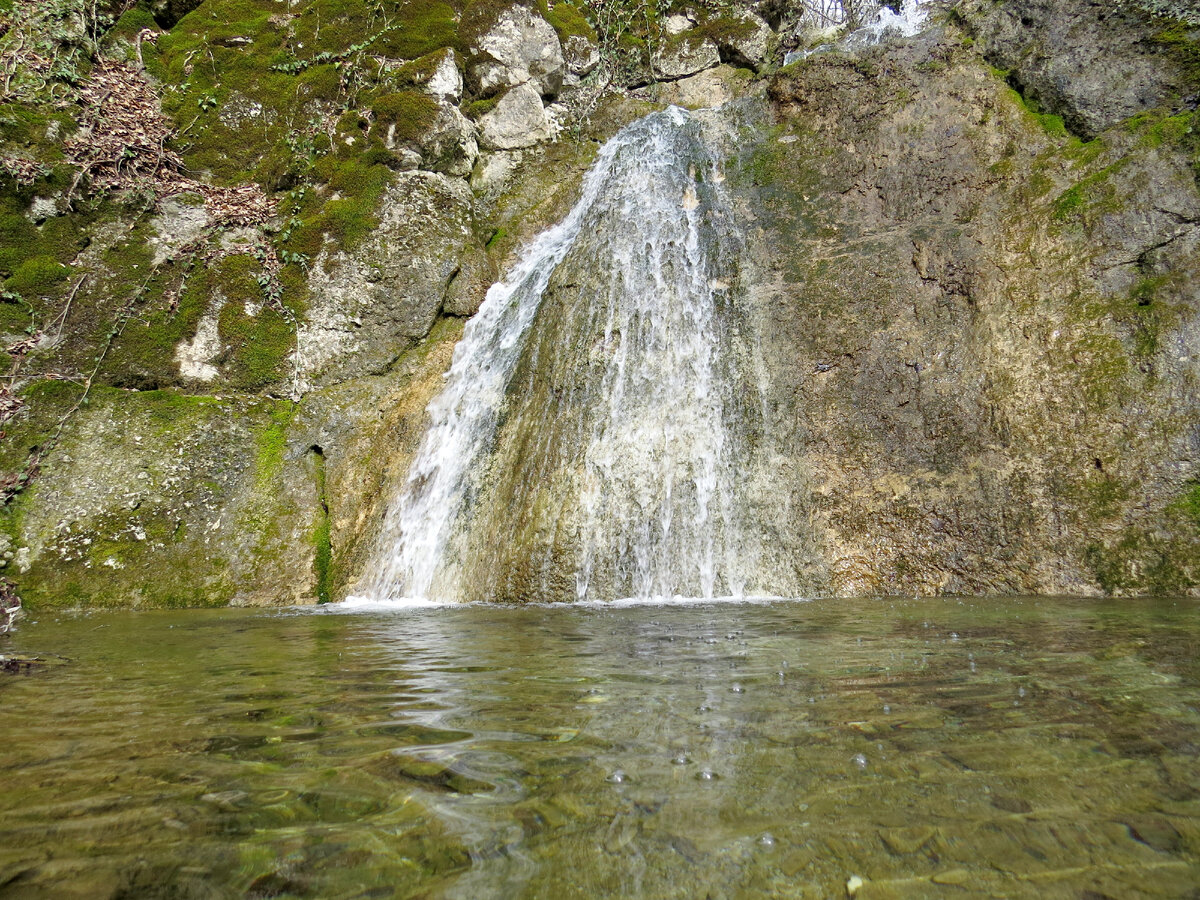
371, 91, 440, 143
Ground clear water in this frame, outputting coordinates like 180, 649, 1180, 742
2, 597, 1198, 898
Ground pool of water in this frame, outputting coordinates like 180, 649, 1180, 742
1, 597, 1198, 899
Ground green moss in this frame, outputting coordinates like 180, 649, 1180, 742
539, 0, 597, 41
254, 402, 294, 488
310, 448, 331, 604
1050, 160, 1127, 226
464, 95, 502, 120
371, 91, 439, 143
1174, 480, 1200, 529
6, 255, 70, 296
376, 0, 459, 58
217, 299, 295, 392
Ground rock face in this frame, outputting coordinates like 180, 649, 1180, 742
563, 34, 600, 77
956, 0, 1198, 137
468, 6, 565, 98
732, 26, 1200, 596
294, 172, 482, 394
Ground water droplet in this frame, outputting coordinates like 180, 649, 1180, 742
1018, 686, 1026, 698
757, 832, 776, 847
951, 632, 960, 641
731, 683, 744, 693
606, 770, 627, 784
882, 704, 891, 714
672, 754, 689, 765
851, 753, 868, 770
696, 768, 719, 781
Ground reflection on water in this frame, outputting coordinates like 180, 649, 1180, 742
1, 597, 1198, 898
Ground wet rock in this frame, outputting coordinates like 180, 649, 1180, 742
478, 82, 554, 150
468, 5, 565, 98
651, 33, 721, 80
442, 245, 498, 318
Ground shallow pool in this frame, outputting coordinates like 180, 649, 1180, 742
1, 597, 1198, 898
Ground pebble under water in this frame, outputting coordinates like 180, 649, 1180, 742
1, 597, 1198, 898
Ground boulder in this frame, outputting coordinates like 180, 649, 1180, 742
418, 102, 479, 177
469, 6, 565, 98
443, 245, 498, 317
651, 34, 720, 80
294, 172, 482, 393
478, 83, 553, 150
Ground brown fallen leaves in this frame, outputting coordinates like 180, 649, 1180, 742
64, 57, 277, 228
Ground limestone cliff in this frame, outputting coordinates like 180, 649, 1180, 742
1, 0, 1198, 605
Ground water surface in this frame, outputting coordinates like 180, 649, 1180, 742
2, 597, 1198, 898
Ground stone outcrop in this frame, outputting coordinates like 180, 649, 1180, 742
467, 6, 565, 98
6, 0, 1200, 607
478, 82, 555, 149
294, 172, 482, 394
651, 33, 721, 80
956, 0, 1198, 138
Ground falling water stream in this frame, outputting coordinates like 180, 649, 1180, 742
363, 107, 757, 604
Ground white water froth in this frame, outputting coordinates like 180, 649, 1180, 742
783, 0, 928, 65
337, 593, 799, 612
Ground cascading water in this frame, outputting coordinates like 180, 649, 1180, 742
360, 106, 759, 603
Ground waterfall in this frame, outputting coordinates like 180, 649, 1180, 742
360, 106, 757, 603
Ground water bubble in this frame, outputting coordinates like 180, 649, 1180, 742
1018, 686, 1026, 698
731, 683, 744, 693
882, 704, 891, 714
672, 754, 690, 765
606, 770, 627, 784
851, 753, 868, 770
695, 768, 719, 781
757, 832, 776, 847
951, 632, 960, 641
